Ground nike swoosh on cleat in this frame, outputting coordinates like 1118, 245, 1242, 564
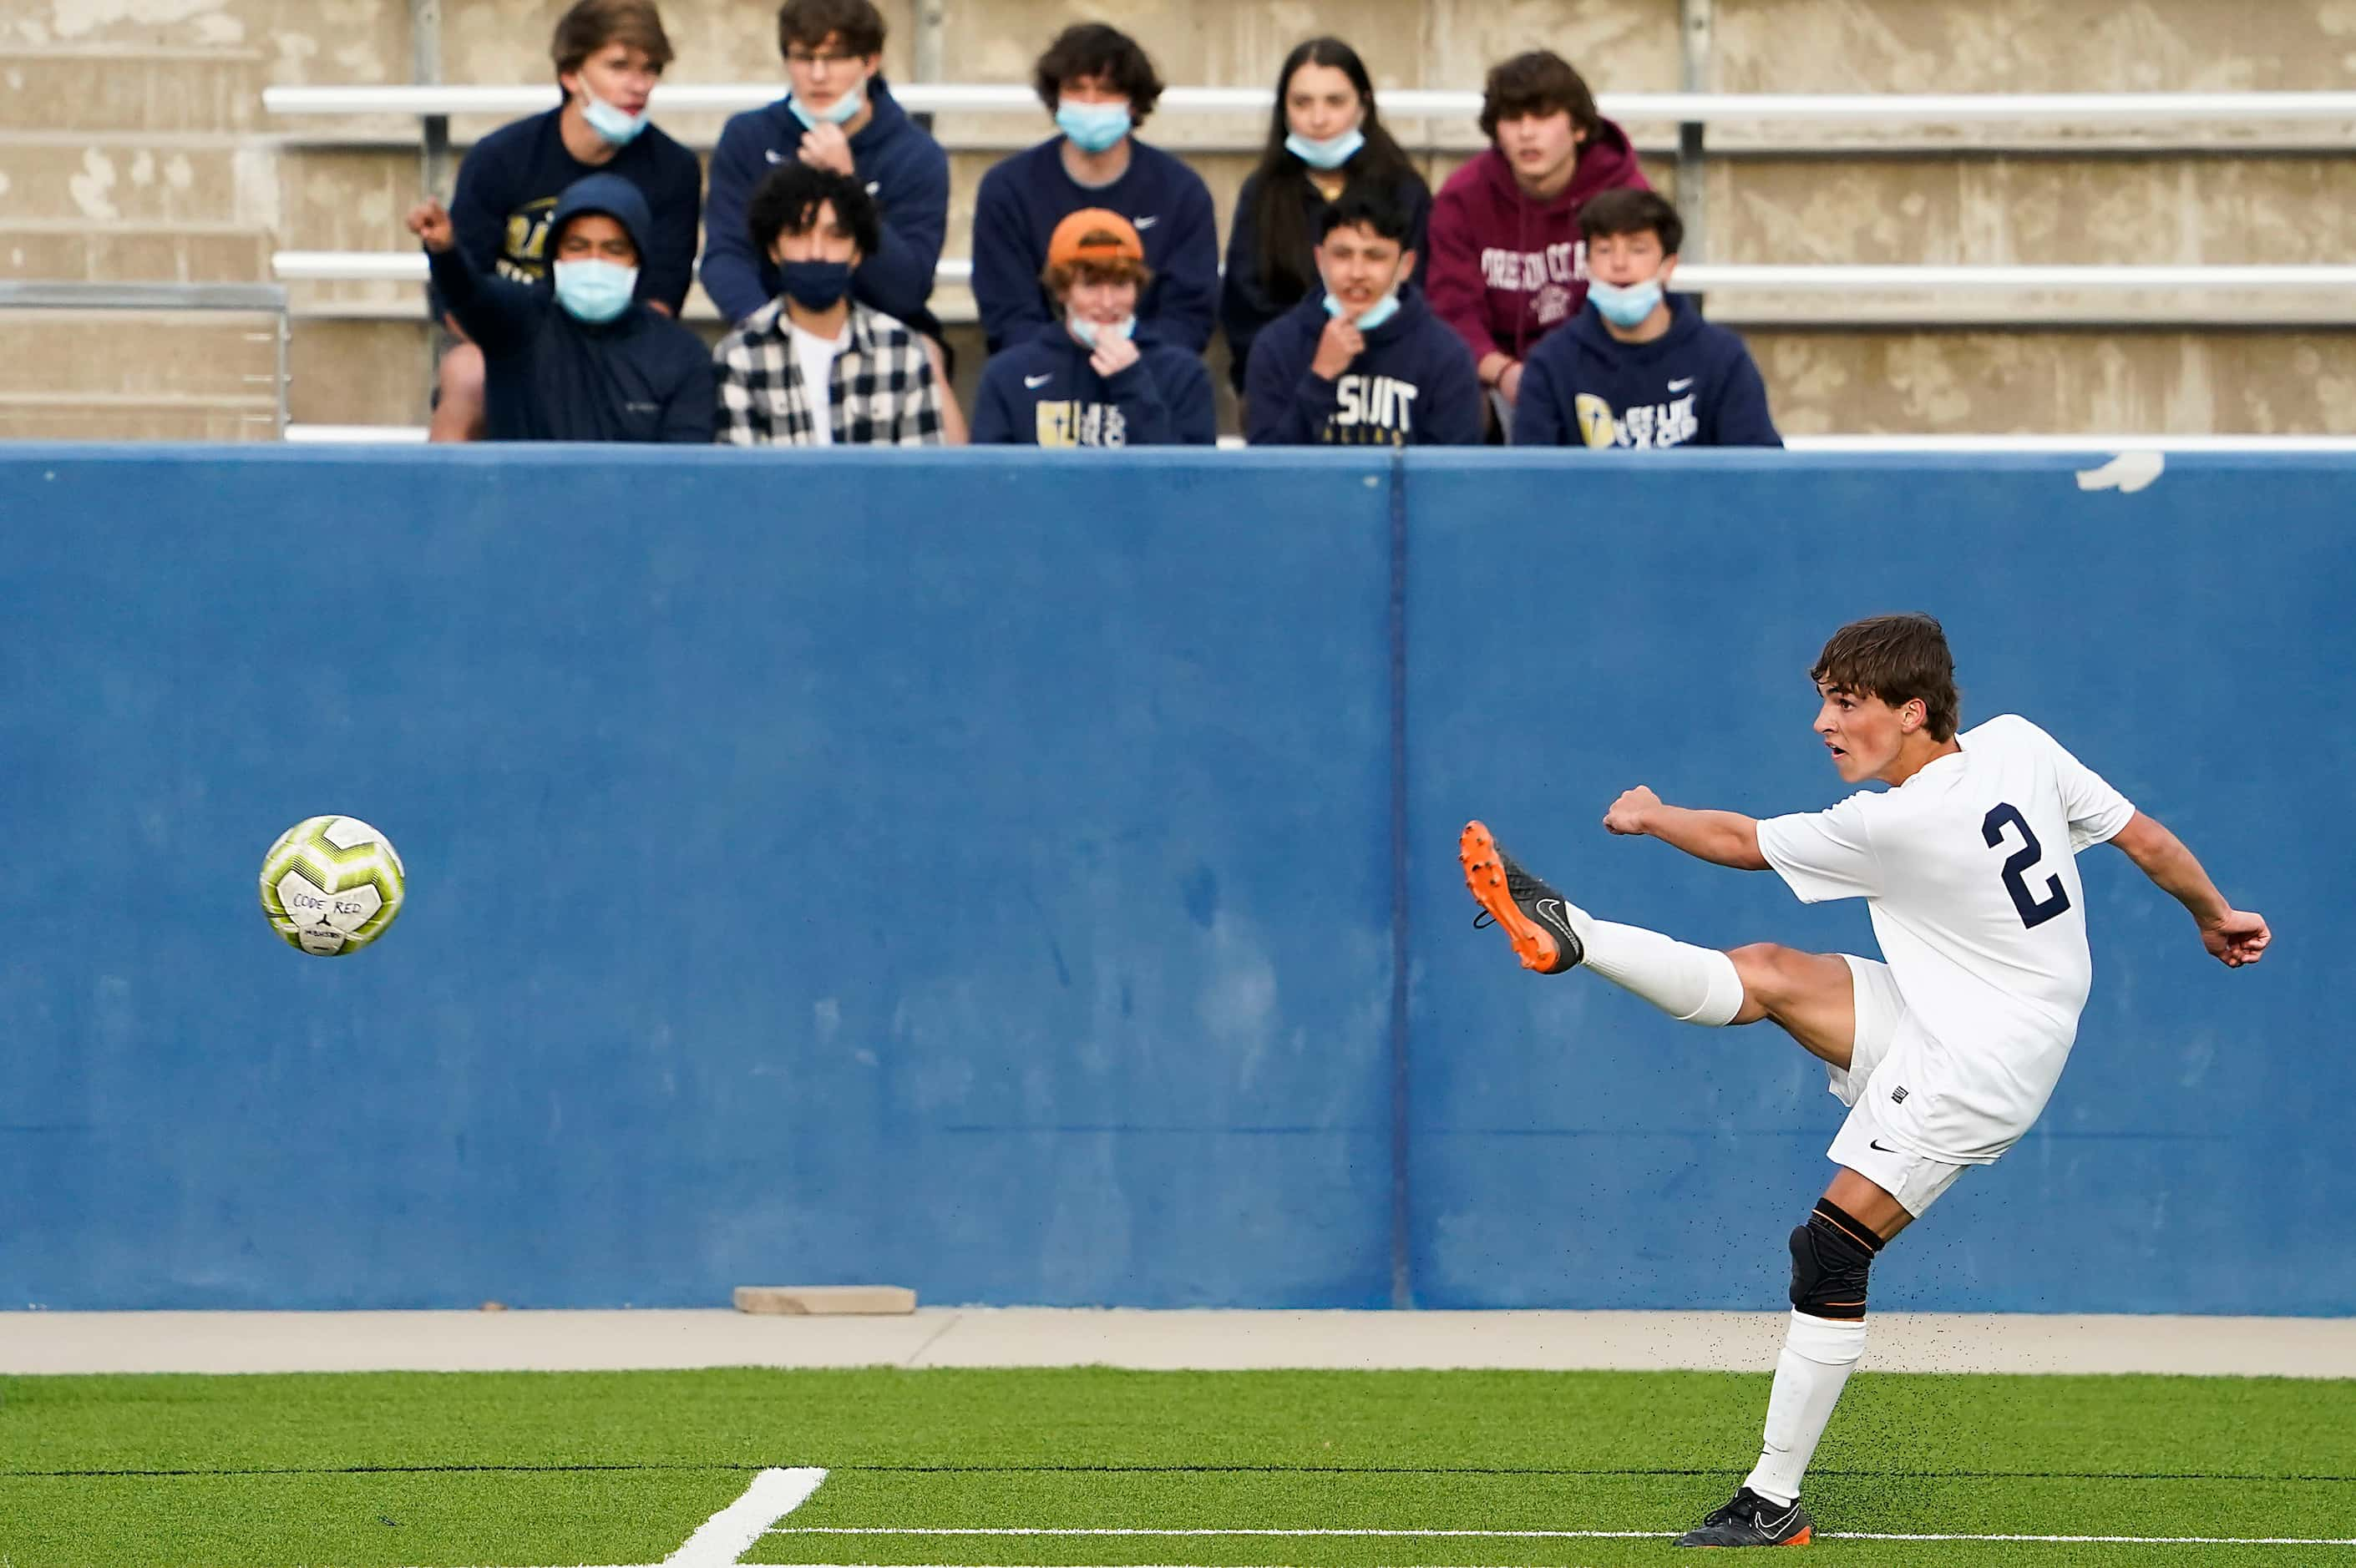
1533, 899, 1573, 937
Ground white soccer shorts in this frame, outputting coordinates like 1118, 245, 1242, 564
1826, 955, 1970, 1218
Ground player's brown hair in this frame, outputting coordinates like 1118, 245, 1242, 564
1811, 613, 1961, 741
551, 0, 675, 83
1477, 50, 1601, 144
777, 0, 886, 61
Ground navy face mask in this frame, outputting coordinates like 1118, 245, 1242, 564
779, 259, 854, 309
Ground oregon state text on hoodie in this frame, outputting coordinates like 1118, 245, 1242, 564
425, 175, 716, 443
970, 321, 1216, 446
1244, 287, 1482, 447
699, 79, 950, 334
1422, 124, 1648, 367
1512, 295, 1781, 449
442, 107, 702, 316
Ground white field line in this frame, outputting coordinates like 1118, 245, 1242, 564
771, 1525, 2356, 1547
667, 1468, 831, 1565
422, 1465, 832, 1568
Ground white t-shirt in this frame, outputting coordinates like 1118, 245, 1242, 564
1757, 714, 2137, 1161
791, 322, 849, 447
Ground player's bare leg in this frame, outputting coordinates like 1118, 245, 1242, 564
1726, 943, 1860, 1070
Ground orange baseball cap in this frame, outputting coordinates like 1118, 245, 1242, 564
1046, 208, 1145, 269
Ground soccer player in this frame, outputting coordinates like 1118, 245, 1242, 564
1459, 613, 2270, 1549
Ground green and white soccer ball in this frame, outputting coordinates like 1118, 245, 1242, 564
260, 815, 407, 956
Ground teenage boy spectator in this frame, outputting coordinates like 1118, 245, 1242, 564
971, 210, 1213, 447
701, 0, 949, 342
1221, 38, 1431, 395
713, 164, 945, 446
970, 23, 1219, 355
431, 0, 701, 442
408, 175, 713, 443
1245, 190, 1481, 448
1425, 50, 1648, 429
1514, 190, 1781, 450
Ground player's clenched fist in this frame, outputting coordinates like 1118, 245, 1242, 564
406, 199, 456, 254
2200, 908, 2271, 968
1604, 785, 1660, 835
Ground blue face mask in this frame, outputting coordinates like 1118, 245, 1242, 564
1286, 127, 1365, 170
1067, 312, 1137, 348
1055, 102, 1132, 154
779, 258, 854, 310
579, 86, 647, 146
553, 258, 638, 322
1588, 274, 1665, 329
788, 80, 866, 129
1324, 290, 1401, 331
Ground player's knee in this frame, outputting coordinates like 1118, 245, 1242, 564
1730, 943, 1801, 1009
1787, 1197, 1883, 1319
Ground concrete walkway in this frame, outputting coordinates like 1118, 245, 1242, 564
5, 1308, 2353, 1378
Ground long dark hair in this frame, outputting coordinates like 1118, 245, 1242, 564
1248, 38, 1420, 306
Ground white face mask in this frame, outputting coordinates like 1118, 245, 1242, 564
579, 84, 647, 146
788, 78, 867, 129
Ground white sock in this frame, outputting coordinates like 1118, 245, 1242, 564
1560, 902, 1745, 1024
1743, 1309, 1867, 1505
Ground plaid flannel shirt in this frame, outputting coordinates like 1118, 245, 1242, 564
713, 299, 945, 447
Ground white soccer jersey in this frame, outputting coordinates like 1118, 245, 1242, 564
1756, 714, 2137, 1162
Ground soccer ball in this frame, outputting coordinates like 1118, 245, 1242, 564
259, 816, 407, 956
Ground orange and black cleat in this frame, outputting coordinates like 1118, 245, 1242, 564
1458, 821, 1584, 975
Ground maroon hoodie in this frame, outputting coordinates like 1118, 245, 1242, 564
1425, 121, 1649, 367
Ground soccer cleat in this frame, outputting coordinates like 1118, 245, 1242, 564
1675, 1487, 1815, 1548
1458, 821, 1584, 974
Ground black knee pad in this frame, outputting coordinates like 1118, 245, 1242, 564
1787, 1198, 1883, 1320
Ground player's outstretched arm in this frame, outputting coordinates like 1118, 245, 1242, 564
2107, 811, 2270, 968
1603, 786, 1771, 871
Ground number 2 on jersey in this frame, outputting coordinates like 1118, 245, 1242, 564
1983, 802, 2071, 929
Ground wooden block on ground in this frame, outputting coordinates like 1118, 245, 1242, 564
732, 1284, 917, 1316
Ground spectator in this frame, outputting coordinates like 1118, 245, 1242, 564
1221, 38, 1431, 395
713, 164, 946, 446
1514, 190, 1781, 450
1425, 50, 1648, 434
431, 0, 701, 442
701, 0, 949, 341
971, 210, 1214, 447
1245, 189, 1481, 448
407, 175, 713, 443
970, 23, 1219, 355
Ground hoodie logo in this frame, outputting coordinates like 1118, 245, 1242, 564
1132, 215, 1158, 230
1668, 377, 1695, 392
1576, 392, 1701, 450
865, 180, 881, 195
1024, 372, 1052, 387
765, 149, 786, 163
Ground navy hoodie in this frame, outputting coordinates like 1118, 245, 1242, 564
970, 137, 1219, 354
1219, 164, 1431, 392
700, 79, 950, 333
1513, 295, 1781, 449
443, 107, 701, 316
970, 320, 1215, 446
1244, 286, 1482, 448
425, 175, 716, 443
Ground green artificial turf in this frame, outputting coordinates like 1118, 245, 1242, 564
3, 1367, 2351, 1567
